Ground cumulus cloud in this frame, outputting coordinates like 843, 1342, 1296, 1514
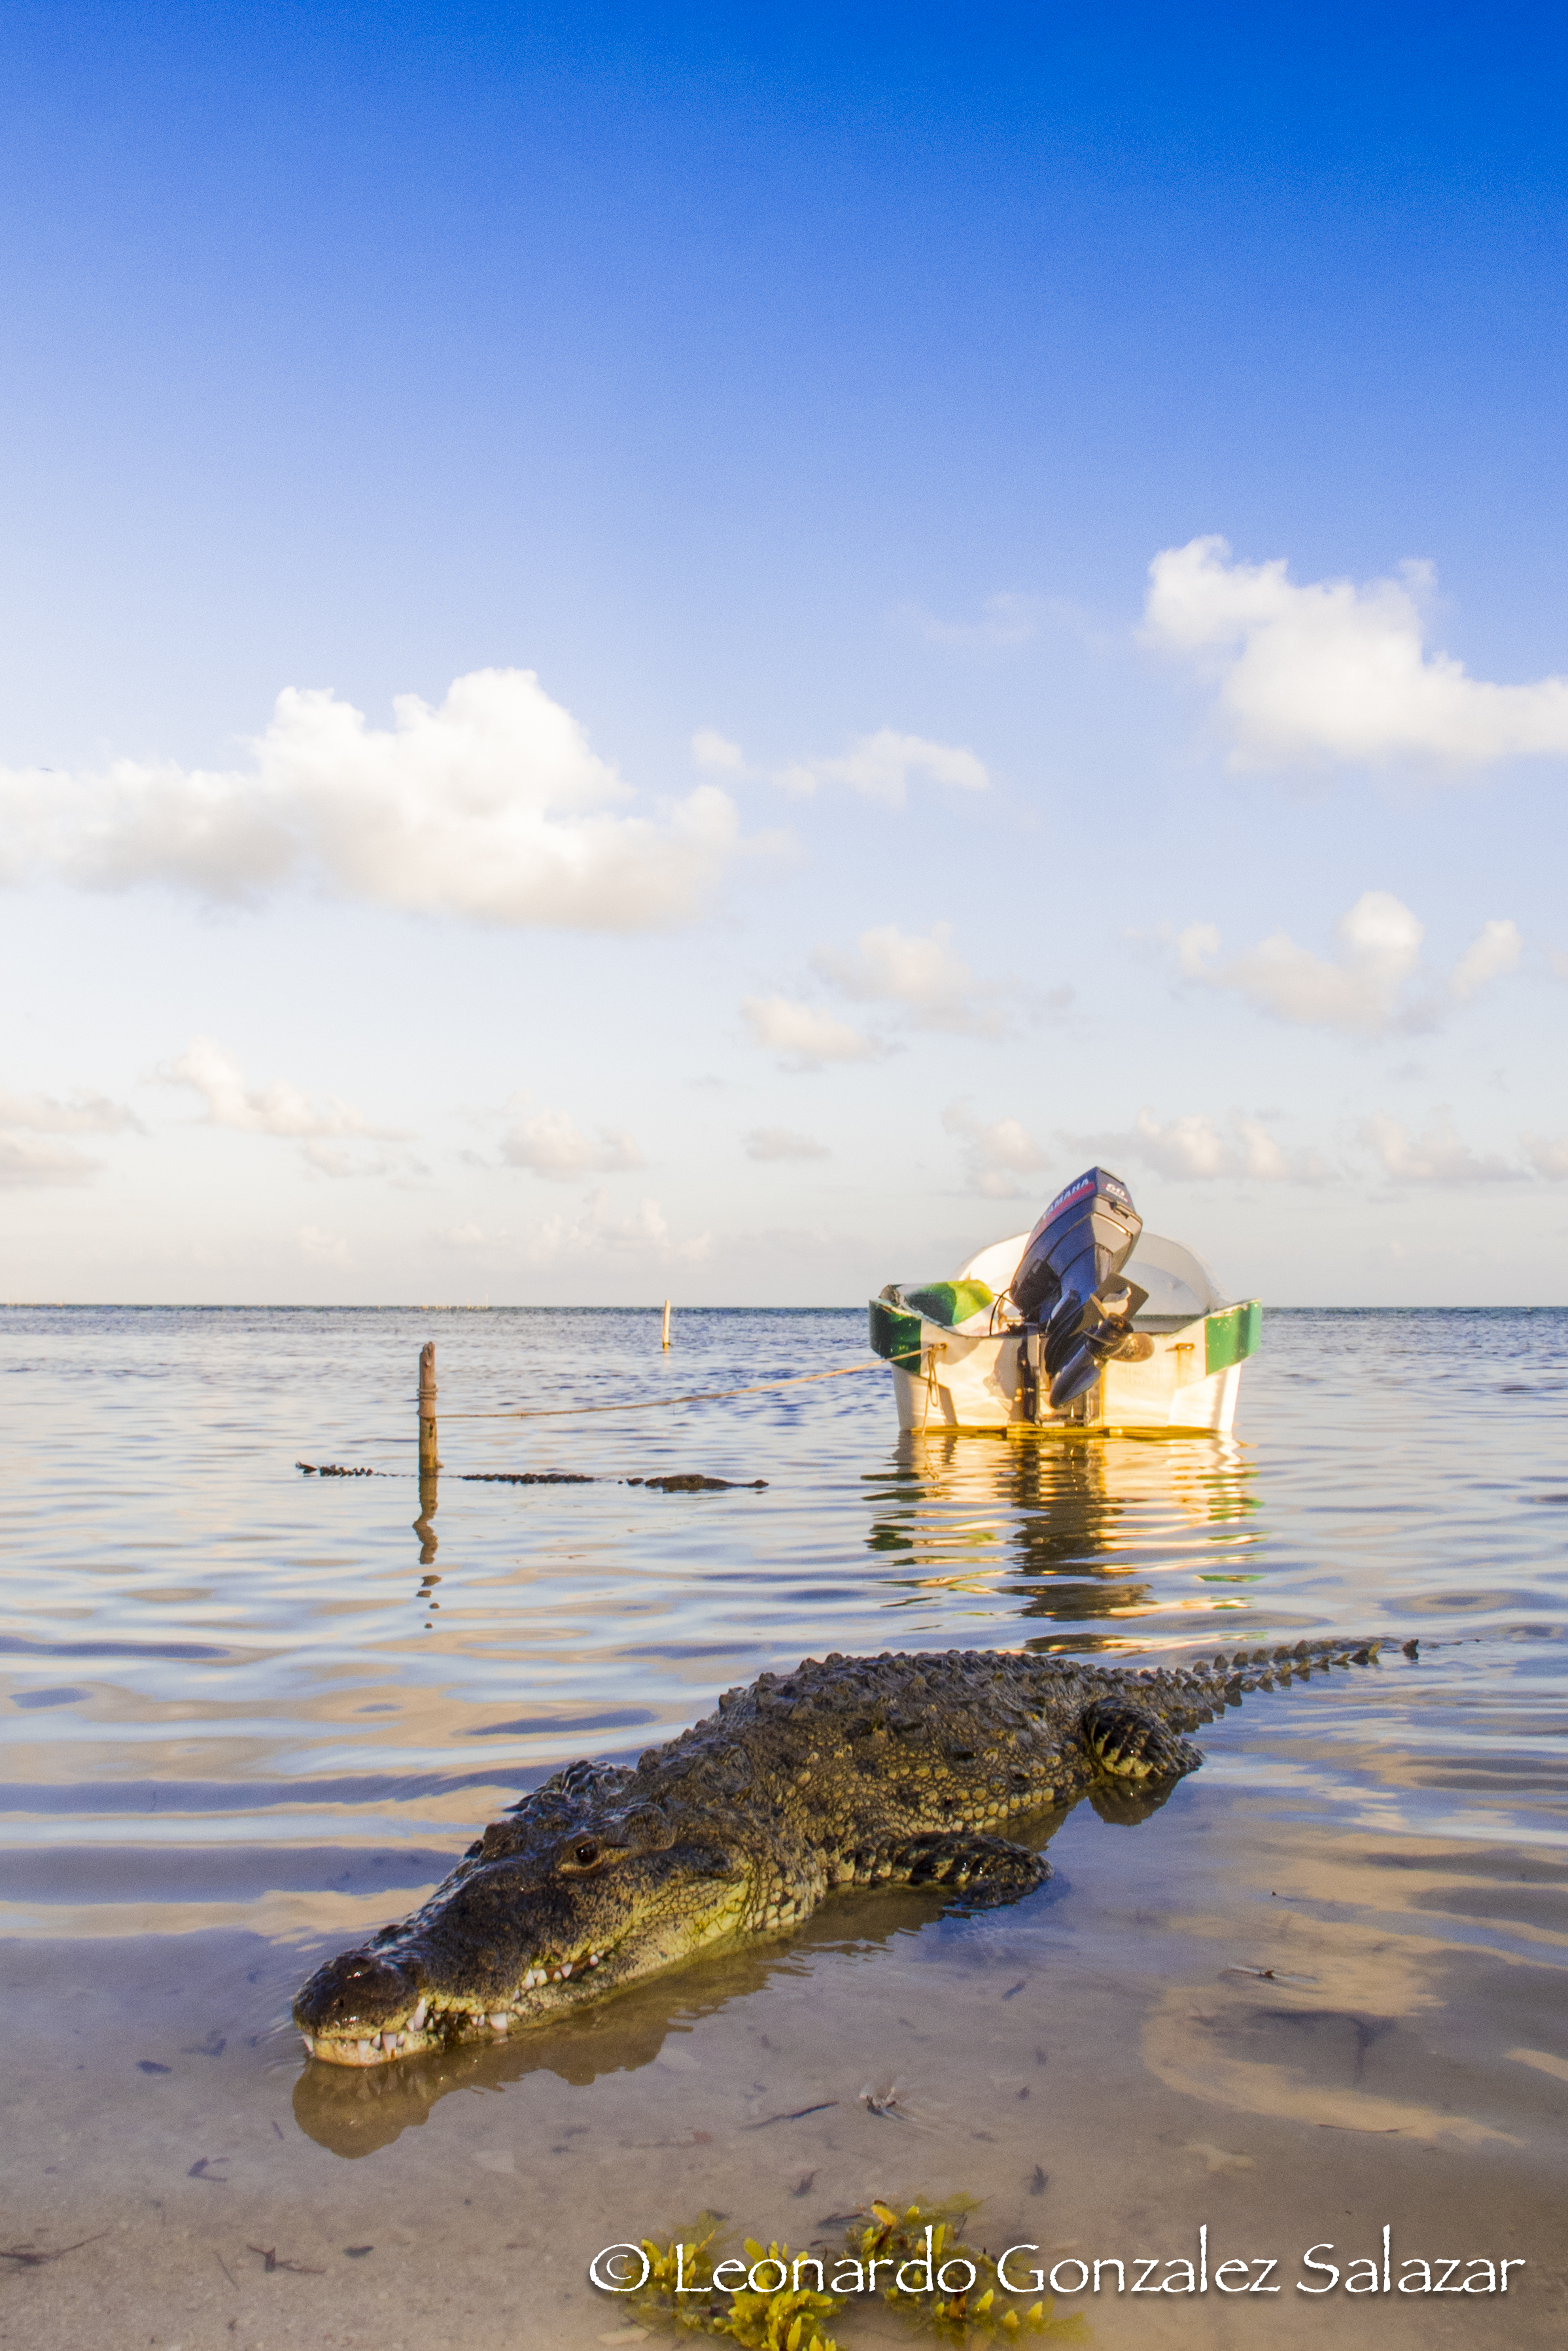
1143, 535, 1568, 771
0, 669, 744, 929
813, 922, 1012, 1039
0, 1134, 103, 1187
1177, 893, 1520, 1034
744, 1127, 830, 1162
1360, 1111, 1522, 1186
776, 729, 988, 807
498, 1106, 644, 1181
943, 1100, 1052, 1198
0, 1082, 141, 1186
160, 1037, 406, 1145
0, 1087, 140, 1134
691, 728, 746, 774
528, 1189, 710, 1265
740, 996, 876, 1072
1524, 1135, 1568, 1179
1098, 1109, 1331, 1185
1450, 918, 1522, 1001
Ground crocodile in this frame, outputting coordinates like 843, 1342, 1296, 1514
294, 1636, 1381, 2065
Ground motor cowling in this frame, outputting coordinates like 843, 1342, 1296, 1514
1009, 1168, 1147, 1410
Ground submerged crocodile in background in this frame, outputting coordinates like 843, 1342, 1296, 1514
294, 1637, 1382, 2066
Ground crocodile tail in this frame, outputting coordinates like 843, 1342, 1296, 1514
1119, 1638, 1384, 1732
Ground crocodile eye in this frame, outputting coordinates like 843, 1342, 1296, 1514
558, 1836, 605, 1873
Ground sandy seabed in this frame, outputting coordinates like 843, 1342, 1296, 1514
7, 1783, 1565, 2351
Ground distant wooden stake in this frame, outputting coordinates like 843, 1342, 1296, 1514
418, 1340, 440, 1472
661, 1298, 672, 1350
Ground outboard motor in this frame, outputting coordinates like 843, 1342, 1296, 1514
1010, 1168, 1147, 1412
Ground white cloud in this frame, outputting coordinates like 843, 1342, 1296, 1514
1143, 535, 1568, 771
1054, 1107, 1327, 1185
498, 1106, 644, 1181
0, 1134, 103, 1187
813, 922, 1011, 1039
1176, 894, 1522, 1036
1092, 1109, 1331, 1185
1359, 1111, 1522, 1186
298, 1224, 350, 1265
299, 1140, 425, 1181
740, 996, 876, 1072
160, 1037, 405, 1143
528, 1189, 710, 1265
1551, 950, 1568, 983
744, 1127, 830, 1162
1, 669, 745, 929
943, 1100, 1053, 1198
776, 728, 988, 807
0, 1087, 140, 1134
1177, 892, 1423, 1033
691, 728, 746, 774
1450, 917, 1522, 1001
1524, 1136, 1568, 1179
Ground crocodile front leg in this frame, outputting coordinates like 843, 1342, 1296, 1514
886, 1830, 1051, 1907
1081, 1696, 1202, 1784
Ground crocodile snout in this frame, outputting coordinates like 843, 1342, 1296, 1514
294, 1948, 419, 2040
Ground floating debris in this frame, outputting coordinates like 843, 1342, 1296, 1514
461, 1471, 595, 1485
743, 2101, 838, 2130
0, 2235, 107, 2269
296, 1462, 379, 1477
638, 1474, 768, 1492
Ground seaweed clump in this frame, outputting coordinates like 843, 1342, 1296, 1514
627, 2201, 1086, 2348
631, 2216, 839, 2350
853, 2200, 1086, 2342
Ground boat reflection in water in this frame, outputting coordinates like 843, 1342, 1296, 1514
864, 1429, 1262, 1649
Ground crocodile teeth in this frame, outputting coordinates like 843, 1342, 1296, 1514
357, 2040, 374, 2061
409, 1998, 428, 2030
489, 2013, 511, 2033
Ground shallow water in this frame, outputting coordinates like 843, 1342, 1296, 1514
3, 1305, 1567, 2348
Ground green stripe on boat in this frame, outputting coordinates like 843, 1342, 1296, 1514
899, 1280, 995, 1329
1206, 1299, 1262, 1374
868, 1298, 924, 1365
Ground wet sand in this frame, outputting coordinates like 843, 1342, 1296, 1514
7, 1752, 1566, 2348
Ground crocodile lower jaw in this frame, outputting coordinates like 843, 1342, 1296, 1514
300, 1949, 615, 2065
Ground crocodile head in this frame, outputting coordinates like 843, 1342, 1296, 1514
293, 1808, 757, 2066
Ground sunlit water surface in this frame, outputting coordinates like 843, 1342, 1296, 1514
3, 1306, 1567, 2348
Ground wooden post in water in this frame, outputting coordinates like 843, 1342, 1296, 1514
414, 1340, 440, 1563
417, 1341, 440, 1471
661, 1298, 672, 1350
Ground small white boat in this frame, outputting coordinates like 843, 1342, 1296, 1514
870, 1168, 1259, 1437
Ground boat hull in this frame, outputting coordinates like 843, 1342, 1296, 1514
882, 1304, 1258, 1435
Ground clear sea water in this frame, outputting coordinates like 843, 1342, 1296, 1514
3, 1305, 1567, 2348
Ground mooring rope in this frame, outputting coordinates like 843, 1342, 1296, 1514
434, 1359, 884, 1421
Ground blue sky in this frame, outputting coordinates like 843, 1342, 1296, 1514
2, 1, 1565, 1303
